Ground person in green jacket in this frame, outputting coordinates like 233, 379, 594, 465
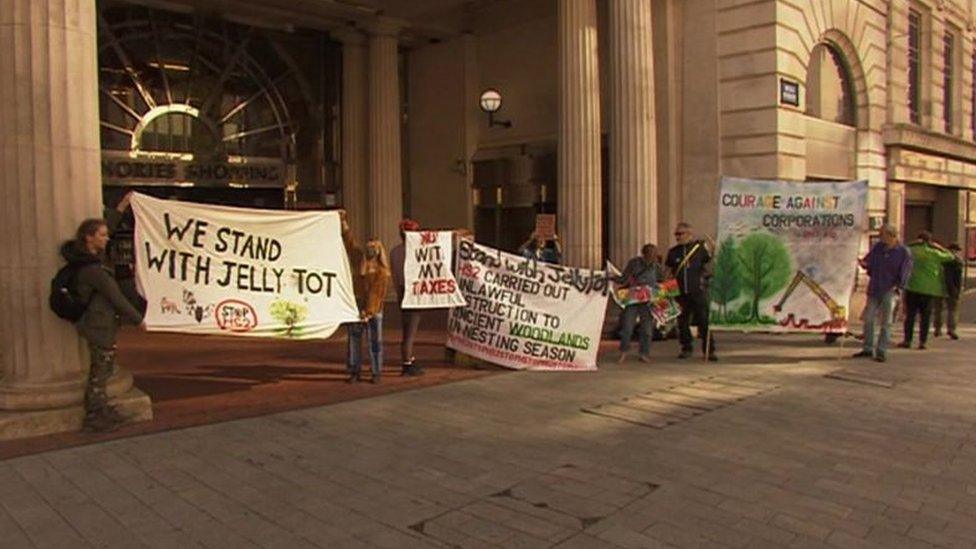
899, 231, 955, 350
61, 218, 146, 432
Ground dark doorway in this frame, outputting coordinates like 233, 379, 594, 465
905, 203, 934, 241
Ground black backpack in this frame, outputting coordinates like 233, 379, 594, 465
49, 263, 91, 322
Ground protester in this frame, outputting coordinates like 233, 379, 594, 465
933, 243, 964, 340
61, 219, 146, 432
389, 218, 425, 376
852, 225, 912, 362
340, 212, 391, 383
614, 244, 661, 363
519, 230, 562, 264
899, 231, 955, 350
666, 222, 717, 361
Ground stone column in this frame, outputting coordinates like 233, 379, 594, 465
558, 0, 603, 268
366, 18, 404, 250
608, 0, 658, 266
0, 0, 150, 439
334, 28, 369, 244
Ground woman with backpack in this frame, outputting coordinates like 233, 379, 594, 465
59, 218, 145, 432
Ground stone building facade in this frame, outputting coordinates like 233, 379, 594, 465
1, 0, 973, 438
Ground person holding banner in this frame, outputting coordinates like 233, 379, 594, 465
614, 244, 662, 363
854, 225, 912, 362
61, 219, 147, 432
340, 213, 391, 383
390, 218, 425, 376
666, 222, 717, 361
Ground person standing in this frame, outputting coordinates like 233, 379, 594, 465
899, 231, 954, 350
933, 243, 964, 340
852, 225, 913, 362
340, 212, 391, 383
389, 218, 425, 376
61, 219, 146, 432
666, 222, 717, 361
519, 230, 562, 264
614, 244, 661, 363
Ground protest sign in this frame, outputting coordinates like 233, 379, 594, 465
130, 193, 359, 339
402, 231, 466, 309
535, 214, 556, 240
709, 177, 868, 333
446, 240, 610, 371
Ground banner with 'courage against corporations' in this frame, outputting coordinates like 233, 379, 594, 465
402, 231, 466, 309
130, 193, 359, 339
446, 240, 610, 371
710, 177, 868, 333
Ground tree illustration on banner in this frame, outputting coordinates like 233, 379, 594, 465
710, 237, 741, 322
270, 300, 309, 337
736, 233, 792, 324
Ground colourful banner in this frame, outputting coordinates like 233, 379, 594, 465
131, 193, 359, 338
607, 263, 682, 327
710, 177, 868, 333
401, 230, 466, 309
446, 241, 610, 371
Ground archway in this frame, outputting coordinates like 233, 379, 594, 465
803, 30, 871, 183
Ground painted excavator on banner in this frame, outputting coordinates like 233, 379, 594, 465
773, 271, 847, 330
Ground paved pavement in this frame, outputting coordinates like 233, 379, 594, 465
1, 296, 975, 548
0, 315, 493, 459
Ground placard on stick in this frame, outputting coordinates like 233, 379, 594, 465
535, 214, 556, 239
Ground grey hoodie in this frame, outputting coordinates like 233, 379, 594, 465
60, 242, 143, 348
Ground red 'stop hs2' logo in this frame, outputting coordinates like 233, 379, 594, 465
216, 299, 258, 332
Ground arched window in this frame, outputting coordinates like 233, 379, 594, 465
806, 43, 856, 126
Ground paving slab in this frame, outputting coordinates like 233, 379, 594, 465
0, 297, 974, 548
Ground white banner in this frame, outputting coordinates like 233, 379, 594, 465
130, 193, 359, 339
402, 231, 466, 309
710, 178, 868, 333
446, 240, 610, 371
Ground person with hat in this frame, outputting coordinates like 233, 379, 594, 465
389, 218, 425, 376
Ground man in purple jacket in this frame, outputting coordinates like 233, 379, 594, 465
853, 225, 913, 363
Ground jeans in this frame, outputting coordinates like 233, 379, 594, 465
862, 290, 896, 355
619, 304, 653, 355
347, 314, 383, 377
677, 292, 715, 355
933, 295, 959, 335
903, 291, 933, 346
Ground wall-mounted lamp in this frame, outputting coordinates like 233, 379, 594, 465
479, 88, 512, 128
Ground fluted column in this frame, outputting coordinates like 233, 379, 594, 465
366, 18, 404, 250
0, 0, 101, 410
334, 28, 369, 244
558, 0, 603, 268
608, 0, 658, 266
